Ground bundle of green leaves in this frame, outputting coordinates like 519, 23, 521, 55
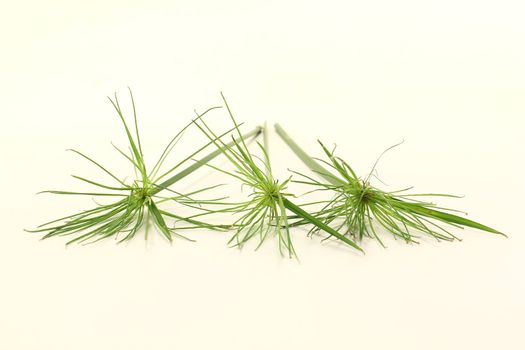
275, 124, 505, 247
191, 94, 362, 258
29, 90, 260, 244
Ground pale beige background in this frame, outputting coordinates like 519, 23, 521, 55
1, 1, 524, 349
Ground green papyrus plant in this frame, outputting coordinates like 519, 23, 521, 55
275, 123, 505, 247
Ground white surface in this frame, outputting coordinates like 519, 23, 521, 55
1, 1, 524, 349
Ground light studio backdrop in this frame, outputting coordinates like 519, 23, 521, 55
0, 1, 523, 349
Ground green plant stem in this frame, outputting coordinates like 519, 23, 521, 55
152, 126, 262, 195
282, 198, 364, 252
265, 124, 364, 253
275, 123, 341, 185
274, 124, 362, 251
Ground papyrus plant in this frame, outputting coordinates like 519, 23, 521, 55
28, 90, 261, 244
192, 94, 363, 257
275, 124, 505, 247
